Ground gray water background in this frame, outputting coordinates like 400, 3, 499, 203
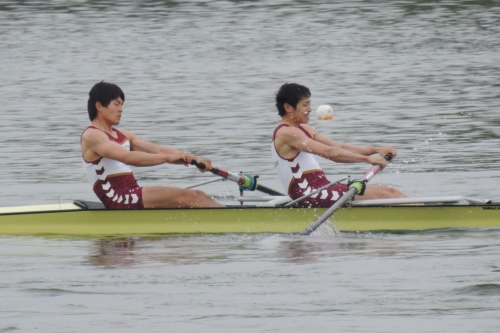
1, 1, 500, 332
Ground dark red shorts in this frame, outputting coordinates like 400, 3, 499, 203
289, 172, 352, 208
94, 174, 145, 209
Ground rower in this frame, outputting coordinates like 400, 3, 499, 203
271, 83, 407, 208
81, 81, 224, 209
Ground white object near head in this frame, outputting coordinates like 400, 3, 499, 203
316, 105, 334, 120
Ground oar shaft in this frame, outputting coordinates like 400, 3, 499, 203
299, 162, 382, 235
185, 177, 225, 189
191, 161, 246, 185
190, 161, 285, 196
300, 154, 393, 236
211, 167, 246, 184
299, 187, 357, 235
361, 164, 382, 182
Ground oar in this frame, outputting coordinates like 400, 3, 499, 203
299, 154, 393, 235
191, 161, 285, 196
185, 177, 225, 189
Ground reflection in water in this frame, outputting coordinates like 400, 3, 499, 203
86, 237, 237, 268
87, 238, 139, 268
274, 236, 399, 264
85, 232, 402, 268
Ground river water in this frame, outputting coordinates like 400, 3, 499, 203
1, 0, 499, 332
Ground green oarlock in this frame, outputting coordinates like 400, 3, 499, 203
239, 174, 257, 191
348, 180, 366, 195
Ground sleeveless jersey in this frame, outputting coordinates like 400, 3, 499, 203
82, 126, 144, 209
271, 124, 350, 207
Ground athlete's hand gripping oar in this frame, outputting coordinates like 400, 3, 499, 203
190, 160, 285, 196
299, 153, 393, 236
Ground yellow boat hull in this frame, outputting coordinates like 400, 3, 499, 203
1, 203, 499, 237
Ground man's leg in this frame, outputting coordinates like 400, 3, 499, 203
356, 184, 407, 200
142, 186, 224, 208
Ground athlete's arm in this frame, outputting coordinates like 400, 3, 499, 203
304, 124, 398, 159
81, 128, 191, 167
276, 126, 388, 167
119, 129, 214, 170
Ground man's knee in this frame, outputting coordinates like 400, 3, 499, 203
189, 189, 207, 198
385, 187, 406, 198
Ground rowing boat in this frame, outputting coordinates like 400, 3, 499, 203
1, 196, 499, 237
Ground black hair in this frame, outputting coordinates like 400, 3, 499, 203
275, 83, 311, 117
87, 81, 125, 121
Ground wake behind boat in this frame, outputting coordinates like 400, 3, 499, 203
1, 195, 499, 237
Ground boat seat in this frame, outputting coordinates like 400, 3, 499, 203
73, 200, 106, 210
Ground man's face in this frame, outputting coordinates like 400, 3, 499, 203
98, 97, 123, 125
289, 97, 311, 124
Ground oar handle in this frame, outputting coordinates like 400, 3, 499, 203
190, 160, 211, 171
361, 153, 393, 182
191, 160, 236, 182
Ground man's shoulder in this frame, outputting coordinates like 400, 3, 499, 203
81, 126, 97, 137
274, 124, 294, 138
299, 123, 315, 132
275, 124, 297, 133
81, 126, 110, 143
82, 126, 103, 136
276, 124, 314, 137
